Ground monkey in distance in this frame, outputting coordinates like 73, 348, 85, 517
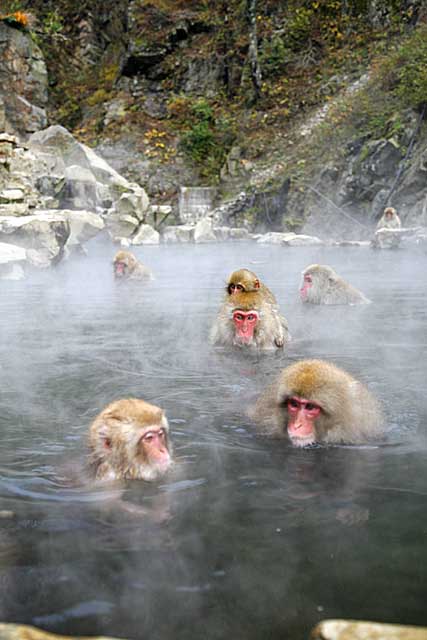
249, 359, 384, 447
88, 398, 173, 482
211, 289, 289, 351
376, 206, 401, 231
300, 264, 369, 305
113, 250, 153, 281
226, 268, 277, 305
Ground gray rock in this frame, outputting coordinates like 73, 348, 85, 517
0, 213, 70, 265
106, 213, 140, 240
162, 225, 194, 243
194, 217, 217, 243
132, 224, 160, 245
0, 240, 26, 277
214, 226, 251, 241
0, 22, 48, 138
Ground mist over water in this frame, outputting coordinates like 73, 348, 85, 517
0, 241, 426, 640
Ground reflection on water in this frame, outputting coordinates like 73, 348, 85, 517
0, 241, 426, 639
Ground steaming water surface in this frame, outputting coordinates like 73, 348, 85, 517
0, 242, 426, 640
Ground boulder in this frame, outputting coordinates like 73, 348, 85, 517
214, 226, 251, 241
28, 125, 150, 217
282, 233, 323, 246
105, 214, 140, 240
0, 241, 26, 279
194, 217, 217, 243
162, 225, 194, 243
0, 622, 125, 640
257, 231, 323, 245
132, 224, 160, 245
311, 619, 427, 640
113, 190, 150, 222
0, 213, 70, 265
56, 209, 104, 247
61, 165, 98, 210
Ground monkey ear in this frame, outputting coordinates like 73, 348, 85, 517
254, 279, 260, 289
328, 274, 338, 284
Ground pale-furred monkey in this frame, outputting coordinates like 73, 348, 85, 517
226, 268, 277, 305
249, 359, 384, 447
113, 250, 153, 281
88, 398, 173, 482
211, 290, 290, 351
376, 207, 401, 231
300, 264, 369, 305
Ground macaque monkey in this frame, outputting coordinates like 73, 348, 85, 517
211, 290, 289, 351
249, 359, 384, 447
113, 250, 153, 280
300, 264, 369, 305
88, 398, 173, 482
376, 206, 401, 231
226, 268, 277, 304
372, 206, 402, 249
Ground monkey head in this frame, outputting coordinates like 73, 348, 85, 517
113, 250, 137, 279
300, 264, 336, 303
226, 269, 261, 295
89, 398, 173, 482
275, 360, 347, 447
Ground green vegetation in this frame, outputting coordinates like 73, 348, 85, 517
178, 98, 235, 181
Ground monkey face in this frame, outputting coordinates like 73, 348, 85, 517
232, 309, 259, 343
285, 396, 321, 447
228, 283, 245, 294
299, 273, 312, 301
114, 260, 129, 278
138, 427, 171, 469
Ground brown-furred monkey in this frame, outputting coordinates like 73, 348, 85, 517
300, 264, 369, 305
249, 359, 384, 447
113, 250, 153, 281
226, 268, 277, 305
211, 290, 289, 351
88, 398, 173, 482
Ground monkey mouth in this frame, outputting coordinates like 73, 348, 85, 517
289, 435, 317, 448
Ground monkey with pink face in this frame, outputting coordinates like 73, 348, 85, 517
210, 290, 290, 352
88, 398, 173, 482
300, 264, 369, 305
249, 359, 384, 447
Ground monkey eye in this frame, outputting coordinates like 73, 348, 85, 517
287, 398, 299, 408
304, 275, 312, 283
141, 429, 165, 443
305, 403, 317, 411
247, 314, 257, 322
234, 313, 244, 321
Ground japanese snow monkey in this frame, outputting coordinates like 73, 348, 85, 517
113, 250, 153, 280
376, 206, 401, 231
249, 359, 384, 447
300, 264, 370, 305
226, 268, 277, 305
88, 398, 173, 482
211, 289, 289, 351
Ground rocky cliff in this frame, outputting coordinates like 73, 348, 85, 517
1, 1, 427, 240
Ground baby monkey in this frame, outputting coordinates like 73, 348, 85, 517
226, 268, 277, 304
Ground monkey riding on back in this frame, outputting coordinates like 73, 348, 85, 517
210, 268, 289, 352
